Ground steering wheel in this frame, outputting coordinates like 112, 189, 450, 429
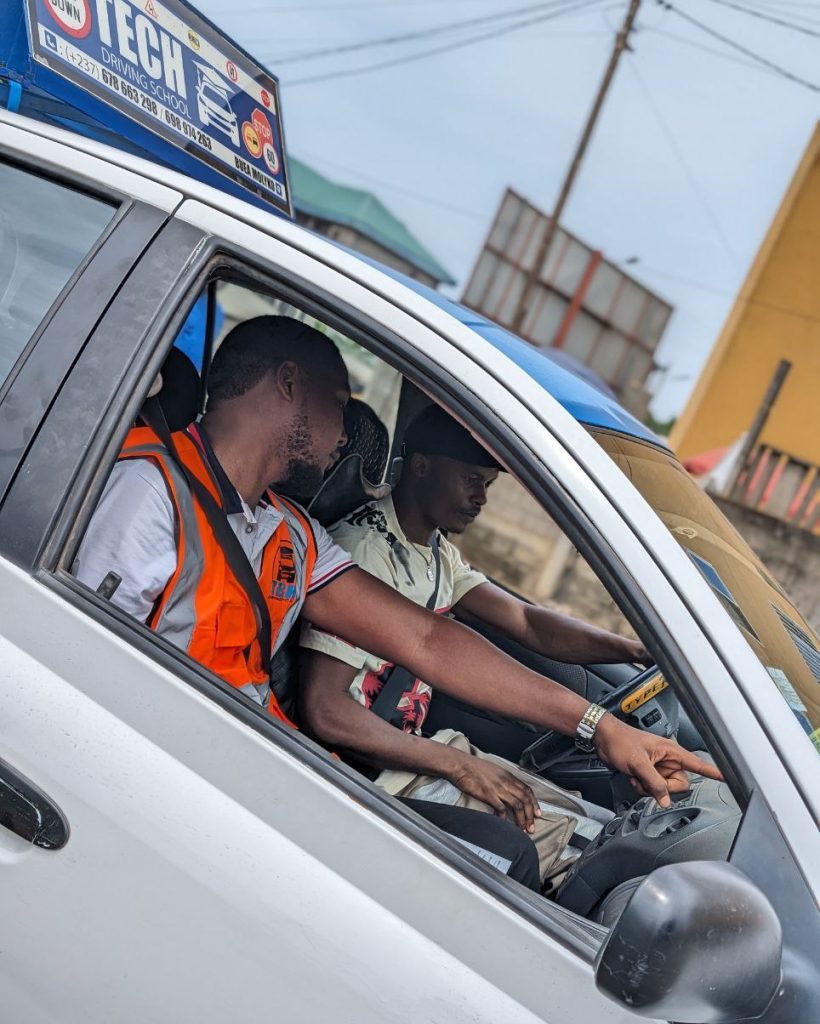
520, 666, 679, 776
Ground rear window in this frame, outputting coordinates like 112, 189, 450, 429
0, 161, 116, 389
593, 428, 820, 755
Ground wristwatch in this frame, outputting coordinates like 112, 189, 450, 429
575, 703, 608, 752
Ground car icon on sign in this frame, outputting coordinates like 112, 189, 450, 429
194, 63, 239, 147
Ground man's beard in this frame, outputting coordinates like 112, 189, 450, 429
274, 411, 325, 499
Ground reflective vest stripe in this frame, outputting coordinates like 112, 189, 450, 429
118, 426, 317, 725
151, 453, 206, 650
268, 493, 317, 657
119, 438, 206, 650
238, 680, 270, 707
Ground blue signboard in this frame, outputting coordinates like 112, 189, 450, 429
24, 0, 291, 215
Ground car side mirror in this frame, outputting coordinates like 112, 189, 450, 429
594, 861, 782, 1023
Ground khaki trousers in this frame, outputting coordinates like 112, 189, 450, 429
376, 729, 590, 882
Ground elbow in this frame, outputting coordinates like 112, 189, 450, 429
301, 688, 351, 747
301, 692, 334, 741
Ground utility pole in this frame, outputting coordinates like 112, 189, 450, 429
723, 359, 792, 500
511, 0, 642, 337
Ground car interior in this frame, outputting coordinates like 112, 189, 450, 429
70, 273, 745, 930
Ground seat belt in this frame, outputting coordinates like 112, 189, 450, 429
369, 532, 441, 724
140, 397, 273, 681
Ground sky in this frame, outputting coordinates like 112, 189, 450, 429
197, 0, 820, 420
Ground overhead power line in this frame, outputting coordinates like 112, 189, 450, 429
644, 24, 780, 78
631, 263, 820, 325
230, 0, 510, 14
700, 0, 820, 39
628, 58, 738, 265
740, 0, 820, 21
284, 0, 605, 87
271, 0, 574, 64
656, 1, 820, 93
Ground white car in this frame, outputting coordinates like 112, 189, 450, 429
0, 108, 817, 1024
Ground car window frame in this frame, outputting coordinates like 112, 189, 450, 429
3, 225, 763, 960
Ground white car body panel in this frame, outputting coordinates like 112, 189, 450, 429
0, 556, 637, 1024
0, 114, 181, 212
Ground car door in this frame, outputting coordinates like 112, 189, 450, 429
170, 195, 819, 1020
0, 128, 632, 1023
3, 127, 816, 1021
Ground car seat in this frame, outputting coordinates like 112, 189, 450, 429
270, 400, 394, 722
308, 398, 393, 527
144, 346, 200, 431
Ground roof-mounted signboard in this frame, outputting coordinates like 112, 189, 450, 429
24, 0, 291, 215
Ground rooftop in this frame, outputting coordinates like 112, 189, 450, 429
290, 157, 455, 287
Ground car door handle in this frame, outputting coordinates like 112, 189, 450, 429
0, 758, 69, 850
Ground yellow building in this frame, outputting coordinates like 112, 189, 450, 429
671, 123, 820, 530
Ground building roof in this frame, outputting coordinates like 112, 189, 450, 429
289, 158, 455, 286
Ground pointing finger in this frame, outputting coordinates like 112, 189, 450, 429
677, 749, 723, 781
637, 757, 672, 808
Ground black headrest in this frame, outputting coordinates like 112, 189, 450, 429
157, 347, 199, 432
341, 398, 389, 483
308, 398, 392, 526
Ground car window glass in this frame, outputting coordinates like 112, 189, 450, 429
593, 428, 820, 755
0, 161, 116, 389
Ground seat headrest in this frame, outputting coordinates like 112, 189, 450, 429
341, 398, 389, 485
308, 398, 391, 526
144, 347, 200, 432
309, 453, 391, 527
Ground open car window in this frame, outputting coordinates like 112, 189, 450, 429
61, 265, 742, 941
214, 281, 403, 446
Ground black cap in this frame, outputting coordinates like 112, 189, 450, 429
402, 405, 502, 469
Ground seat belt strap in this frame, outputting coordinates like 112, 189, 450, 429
370, 532, 441, 724
140, 398, 273, 679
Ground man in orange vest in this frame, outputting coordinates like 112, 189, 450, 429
74, 315, 720, 846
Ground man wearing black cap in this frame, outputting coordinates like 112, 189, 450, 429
299, 405, 651, 883
393, 403, 646, 665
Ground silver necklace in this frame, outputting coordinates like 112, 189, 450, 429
410, 541, 436, 582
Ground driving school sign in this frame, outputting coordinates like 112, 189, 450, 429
26, 0, 291, 215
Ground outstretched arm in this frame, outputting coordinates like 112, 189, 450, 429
457, 581, 647, 665
304, 568, 721, 807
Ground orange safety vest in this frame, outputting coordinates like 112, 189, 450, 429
119, 425, 317, 725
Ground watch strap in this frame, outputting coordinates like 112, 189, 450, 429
575, 703, 608, 752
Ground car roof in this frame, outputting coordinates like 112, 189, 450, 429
1, 109, 663, 449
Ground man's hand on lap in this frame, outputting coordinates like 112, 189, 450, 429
445, 751, 541, 833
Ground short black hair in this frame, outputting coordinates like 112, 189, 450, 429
207, 315, 345, 405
